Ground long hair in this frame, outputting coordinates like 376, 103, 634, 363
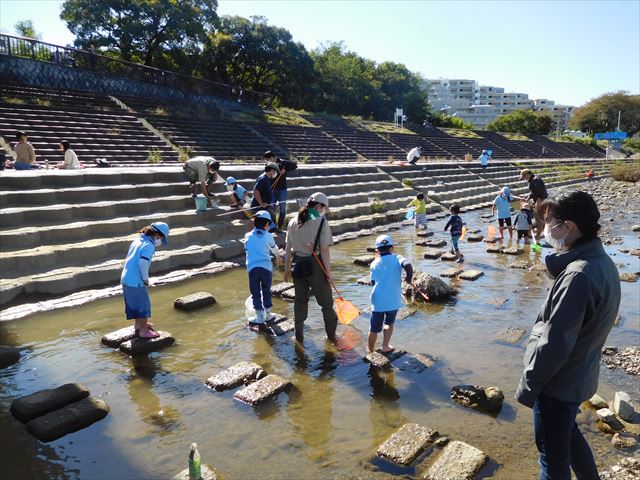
297, 200, 320, 228
138, 226, 157, 236
60, 140, 71, 151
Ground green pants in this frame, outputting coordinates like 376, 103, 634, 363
292, 255, 338, 342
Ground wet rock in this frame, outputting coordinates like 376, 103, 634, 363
416, 239, 447, 248
233, 374, 291, 405
404, 271, 457, 300
510, 260, 546, 271
612, 433, 638, 450
423, 248, 446, 259
495, 327, 526, 344
588, 393, 609, 409
119, 331, 175, 355
458, 270, 484, 281
101, 326, 138, 348
416, 231, 434, 237
366, 246, 377, 252
11, 383, 90, 423
174, 292, 216, 311
357, 275, 372, 285
486, 245, 502, 253
619, 248, 630, 254
247, 314, 293, 336
271, 282, 295, 296
619, 272, 639, 282
281, 289, 296, 302
205, 361, 267, 391
632, 225, 640, 232
376, 423, 438, 465
440, 267, 461, 278
434, 437, 449, 447
613, 392, 635, 421
602, 346, 640, 376
425, 440, 488, 480
398, 353, 437, 373
485, 237, 499, 244
440, 252, 457, 261
26, 397, 109, 442
596, 408, 625, 431
466, 234, 484, 242
171, 464, 218, 480
396, 307, 417, 320
451, 385, 504, 415
630, 249, 640, 256
0, 345, 20, 368
502, 247, 523, 255
481, 213, 494, 219
378, 349, 407, 363
354, 255, 375, 266
364, 351, 391, 369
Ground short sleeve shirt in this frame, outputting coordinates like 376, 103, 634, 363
121, 235, 155, 287
234, 184, 247, 200
286, 217, 332, 257
407, 147, 420, 162
479, 154, 489, 166
251, 173, 273, 207
494, 194, 513, 219
370, 253, 406, 312
244, 228, 276, 272
185, 158, 208, 182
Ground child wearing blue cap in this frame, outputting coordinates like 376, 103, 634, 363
444, 204, 465, 263
368, 235, 413, 353
244, 210, 281, 324
492, 186, 515, 241
120, 222, 170, 339
225, 176, 248, 209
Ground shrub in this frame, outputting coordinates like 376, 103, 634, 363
371, 198, 385, 213
152, 106, 167, 116
177, 145, 194, 162
611, 161, 640, 182
147, 149, 163, 164
623, 137, 640, 154
401, 178, 414, 187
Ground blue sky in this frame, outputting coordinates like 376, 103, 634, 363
1, 0, 638, 107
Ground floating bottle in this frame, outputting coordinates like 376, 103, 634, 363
188, 443, 201, 480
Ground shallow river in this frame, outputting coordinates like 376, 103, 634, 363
1, 206, 639, 480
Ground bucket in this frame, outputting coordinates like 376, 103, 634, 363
195, 195, 208, 211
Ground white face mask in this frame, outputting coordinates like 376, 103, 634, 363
544, 223, 567, 251
154, 238, 163, 247
225, 184, 234, 192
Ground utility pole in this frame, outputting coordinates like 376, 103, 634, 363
617, 110, 621, 131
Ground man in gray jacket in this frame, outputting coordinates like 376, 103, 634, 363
516, 191, 620, 480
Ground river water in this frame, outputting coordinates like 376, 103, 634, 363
1, 205, 638, 480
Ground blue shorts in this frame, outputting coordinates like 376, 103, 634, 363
370, 310, 398, 333
123, 285, 151, 319
451, 234, 461, 252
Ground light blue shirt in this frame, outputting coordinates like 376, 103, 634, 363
244, 228, 277, 272
370, 253, 406, 312
234, 184, 247, 200
494, 194, 514, 219
121, 235, 155, 287
479, 153, 490, 166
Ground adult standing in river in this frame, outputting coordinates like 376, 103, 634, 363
515, 191, 620, 480
284, 192, 338, 345
264, 150, 298, 232
519, 168, 548, 244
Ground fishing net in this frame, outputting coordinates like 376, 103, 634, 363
335, 298, 360, 325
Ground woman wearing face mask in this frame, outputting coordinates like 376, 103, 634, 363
120, 222, 170, 339
516, 191, 620, 480
284, 192, 338, 345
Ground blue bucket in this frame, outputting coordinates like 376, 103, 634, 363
195, 196, 208, 211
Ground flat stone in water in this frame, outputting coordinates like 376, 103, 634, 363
119, 331, 175, 355
354, 255, 375, 266
174, 292, 216, 311
11, 383, 90, 423
0, 345, 20, 368
458, 270, 484, 281
26, 397, 110, 442
416, 239, 447, 248
481, 213, 494, 219
619, 273, 639, 283
451, 385, 504, 415
398, 353, 437, 373
423, 248, 446, 259
486, 245, 502, 253
466, 234, 484, 242
271, 282, 295, 296
485, 237, 499, 244
281, 289, 296, 302
233, 374, 291, 405
364, 351, 391, 369
440, 252, 457, 261
366, 246, 377, 252
425, 440, 488, 480
495, 327, 526, 344
440, 268, 461, 278
101, 326, 138, 348
171, 464, 217, 480
378, 349, 407, 363
205, 361, 266, 391
502, 247, 523, 255
416, 231, 434, 237
396, 307, 417, 320
357, 275, 371, 285
376, 423, 438, 465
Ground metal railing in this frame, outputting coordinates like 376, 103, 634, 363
0, 33, 273, 107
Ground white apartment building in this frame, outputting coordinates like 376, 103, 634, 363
426, 78, 574, 130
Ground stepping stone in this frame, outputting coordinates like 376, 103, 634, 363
481, 213, 494, 219
458, 270, 484, 281
281, 289, 296, 301
233, 374, 292, 405
619, 273, 639, 283
119, 331, 175, 355
587, 393, 608, 409
423, 248, 446, 259
205, 361, 267, 391
364, 351, 391, 369
248, 314, 294, 336
440, 268, 461, 278
354, 255, 375, 266
495, 327, 526, 344
396, 307, 417, 321
174, 292, 216, 311
357, 275, 372, 285
101, 326, 138, 348
451, 385, 504, 415
502, 247, 523, 255
630, 249, 640, 256
416, 239, 447, 248
425, 440, 488, 480
376, 423, 438, 465
26, 397, 110, 442
271, 282, 295, 296
510, 260, 547, 272
466, 234, 484, 242
366, 247, 377, 252
485, 237, 499, 244
398, 353, 437, 373
171, 464, 218, 480
613, 391, 635, 421
486, 245, 502, 253
378, 349, 407, 363
0, 345, 20, 368
11, 383, 91, 423
440, 252, 457, 261
416, 231, 434, 237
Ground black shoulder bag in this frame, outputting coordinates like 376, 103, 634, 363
291, 218, 325, 279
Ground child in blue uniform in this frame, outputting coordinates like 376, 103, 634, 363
368, 235, 413, 353
120, 222, 170, 339
244, 210, 281, 324
492, 186, 515, 241
444, 204, 465, 263
225, 176, 248, 208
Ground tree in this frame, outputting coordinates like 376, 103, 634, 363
373, 62, 429, 122
431, 113, 474, 130
486, 110, 552, 134
60, 0, 218, 66
14, 20, 41, 39
569, 91, 640, 136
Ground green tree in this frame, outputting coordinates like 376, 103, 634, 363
486, 110, 552, 134
373, 62, 429, 122
60, 0, 218, 66
569, 91, 640, 136
14, 20, 41, 39
430, 113, 474, 130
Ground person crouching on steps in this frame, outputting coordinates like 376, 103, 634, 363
225, 176, 248, 209
120, 222, 170, 339
368, 235, 413, 354
244, 210, 281, 324
407, 192, 428, 230
444, 204, 465, 263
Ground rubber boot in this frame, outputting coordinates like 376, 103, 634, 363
265, 308, 274, 323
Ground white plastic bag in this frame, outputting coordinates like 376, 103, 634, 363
244, 296, 256, 319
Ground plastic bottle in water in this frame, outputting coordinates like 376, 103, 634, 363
188, 443, 201, 480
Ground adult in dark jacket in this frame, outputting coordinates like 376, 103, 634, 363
516, 191, 620, 480
251, 162, 279, 229
264, 151, 298, 231
519, 168, 548, 244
